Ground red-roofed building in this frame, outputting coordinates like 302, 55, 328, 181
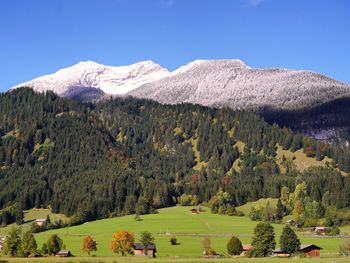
240, 244, 252, 256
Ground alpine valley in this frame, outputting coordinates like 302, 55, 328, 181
0, 60, 350, 262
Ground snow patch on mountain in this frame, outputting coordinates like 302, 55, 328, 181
13, 60, 170, 97
129, 60, 350, 110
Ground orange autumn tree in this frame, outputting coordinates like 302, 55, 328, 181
111, 230, 135, 256
82, 235, 97, 256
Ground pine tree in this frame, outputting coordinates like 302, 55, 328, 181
46, 234, 64, 255
279, 225, 300, 254
251, 222, 276, 257
3, 227, 21, 257
20, 231, 37, 257
275, 199, 284, 221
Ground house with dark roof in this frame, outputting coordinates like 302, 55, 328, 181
134, 243, 156, 258
299, 244, 322, 257
190, 208, 199, 214
55, 250, 72, 257
273, 244, 322, 257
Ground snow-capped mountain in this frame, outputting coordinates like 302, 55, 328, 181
13, 59, 350, 111
12, 59, 350, 139
130, 59, 350, 111
13, 60, 170, 98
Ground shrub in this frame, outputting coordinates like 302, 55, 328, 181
170, 237, 177, 245
227, 236, 242, 255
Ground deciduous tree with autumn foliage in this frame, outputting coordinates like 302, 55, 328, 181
111, 230, 135, 256
82, 235, 97, 256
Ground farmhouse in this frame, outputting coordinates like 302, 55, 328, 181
286, 219, 295, 225
314, 226, 327, 234
35, 218, 47, 226
55, 250, 72, 257
134, 243, 157, 257
0, 236, 5, 251
273, 248, 290, 257
273, 244, 322, 257
299, 244, 322, 257
190, 208, 199, 214
240, 244, 252, 256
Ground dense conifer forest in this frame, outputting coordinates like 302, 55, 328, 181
0, 88, 350, 225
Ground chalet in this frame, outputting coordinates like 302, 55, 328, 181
134, 243, 156, 258
286, 219, 295, 225
0, 236, 5, 251
55, 250, 72, 257
190, 208, 199, 214
240, 244, 252, 256
314, 226, 327, 235
273, 244, 322, 257
28, 252, 41, 258
273, 248, 290, 257
35, 218, 47, 226
299, 244, 322, 257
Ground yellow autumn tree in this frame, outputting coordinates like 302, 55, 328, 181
111, 230, 135, 256
82, 235, 97, 256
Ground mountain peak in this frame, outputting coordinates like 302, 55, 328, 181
13, 60, 170, 96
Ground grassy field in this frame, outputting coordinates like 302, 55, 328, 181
236, 198, 278, 215
26, 206, 344, 258
275, 145, 334, 173
0, 208, 69, 236
1, 256, 350, 263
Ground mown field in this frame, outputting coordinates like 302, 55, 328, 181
20, 206, 344, 258
1, 256, 350, 263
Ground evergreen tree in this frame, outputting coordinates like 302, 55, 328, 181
20, 231, 37, 257
279, 225, 300, 254
3, 227, 21, 257
275, 199, 284, 221
46, 234, 64, 255
227, 236, 242, 255
251, 222, 276, 257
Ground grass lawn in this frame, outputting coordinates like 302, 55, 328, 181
1, 256, 350, 263
236, 198, 278, 215
30, 206, 344, 258
0, 208, 69, 236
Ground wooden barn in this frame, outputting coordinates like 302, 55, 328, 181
273, 244, 322, 257
299, 244, 322, 257
190, 208, 199, 214
134, 243, 157, 258
55, 250, 72, 257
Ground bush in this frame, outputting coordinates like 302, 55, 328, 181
227, 236, 242, 255
326, 226, 340, 236
170, 237, 177, 245
339, 239, 350, 256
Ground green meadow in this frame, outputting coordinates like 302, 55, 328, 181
23, 206, 345, 258
1, 256, 350, 263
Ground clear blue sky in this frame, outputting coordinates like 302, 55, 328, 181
0, 0, 349, 91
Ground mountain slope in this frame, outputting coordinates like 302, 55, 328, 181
1, 89, 350, 223
12, 59, 350, 139
13, 60, 169, 99
130, 59, 350, 111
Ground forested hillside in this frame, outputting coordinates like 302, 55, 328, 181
0, 88, 350, 225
